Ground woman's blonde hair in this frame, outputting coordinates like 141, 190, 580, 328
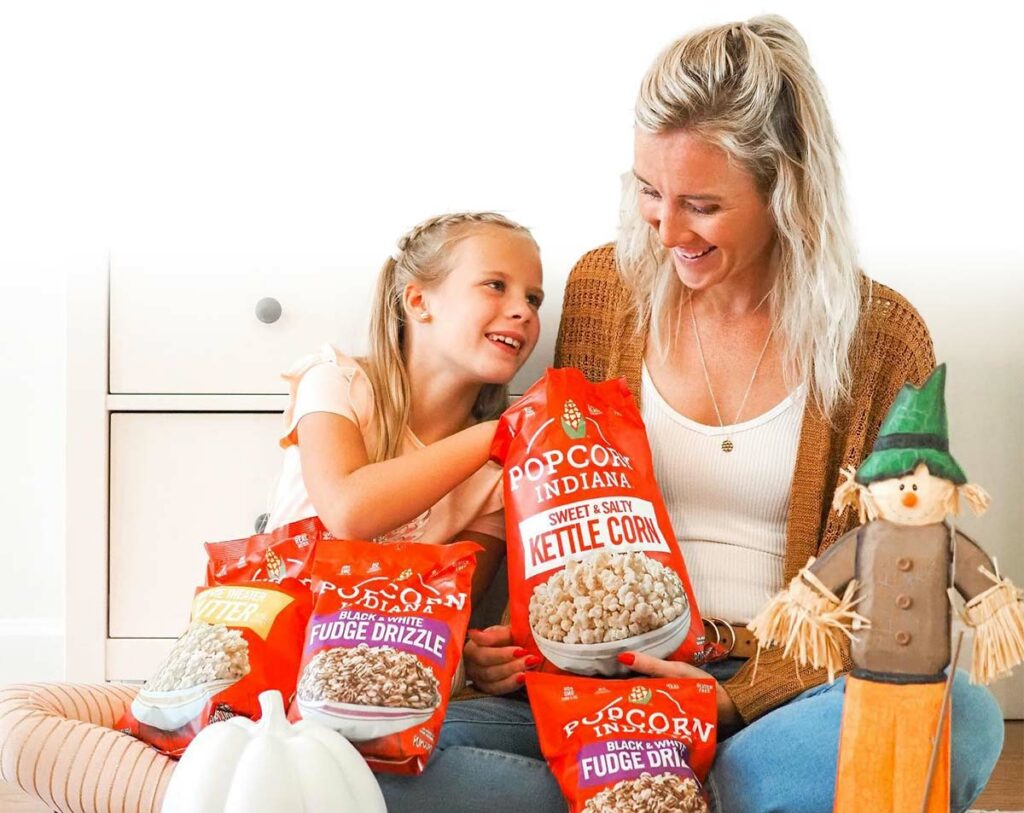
619, 15, 861, 416
363, 211, 537, 462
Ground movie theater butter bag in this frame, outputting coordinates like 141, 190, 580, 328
526, 672, 717, 813
117, 578, 313, 757
491, 368, 705, 675
288, 539, 479, 774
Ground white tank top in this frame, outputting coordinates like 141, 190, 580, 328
640, 362, 806, 623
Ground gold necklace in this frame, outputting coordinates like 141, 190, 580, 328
688, 292, 774, 453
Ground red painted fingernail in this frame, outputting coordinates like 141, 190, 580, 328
516, 673, 527, 685
513, 648, 529, 658
617, 653, 636, 666
525, 655, 542, 667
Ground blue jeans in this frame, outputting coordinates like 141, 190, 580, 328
376, 665, 1004, 813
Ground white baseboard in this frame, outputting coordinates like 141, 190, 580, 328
0, 619, 64, 684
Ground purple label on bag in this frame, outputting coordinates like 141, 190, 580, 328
578, 738, 697, 788
306, 610, 449, 666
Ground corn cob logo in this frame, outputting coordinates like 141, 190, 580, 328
628, 686, 653, 705
264, 549, 286, 582
397, 568, 414, 581
560, 399, 586, 439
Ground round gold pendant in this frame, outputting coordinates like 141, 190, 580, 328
721, 439, 734, 453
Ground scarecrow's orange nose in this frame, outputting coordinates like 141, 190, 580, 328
902, 492, 918, 508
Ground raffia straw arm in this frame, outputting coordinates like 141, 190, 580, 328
964, 567, 1024, 685
748, 558, 869, 684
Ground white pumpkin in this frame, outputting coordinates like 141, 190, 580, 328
162, 690, 387, 813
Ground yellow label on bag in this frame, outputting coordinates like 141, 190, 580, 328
191, 585, 294, 640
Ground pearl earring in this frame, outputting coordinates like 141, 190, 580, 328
419, 312, 429, 321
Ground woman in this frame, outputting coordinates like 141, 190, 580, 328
390, 15, 1004, 813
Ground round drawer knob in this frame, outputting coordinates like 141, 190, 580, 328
254, 513, 270, 534
896, 557, 913, 572
255, 297, 283, 324
895, 631, 912, 646
896, 594, 913, 610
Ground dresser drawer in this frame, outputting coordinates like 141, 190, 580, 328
109, 253, 375, 394
108, 412, 285, 638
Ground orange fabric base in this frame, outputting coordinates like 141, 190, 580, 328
834, 675, 950, 813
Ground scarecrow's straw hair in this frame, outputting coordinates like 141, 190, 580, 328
832, 466, 879, 523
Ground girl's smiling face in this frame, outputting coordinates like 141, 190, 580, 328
633, 128, 777, 295
415, 226, 543, 385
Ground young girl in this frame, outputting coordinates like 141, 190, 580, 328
264, 211, 544, 602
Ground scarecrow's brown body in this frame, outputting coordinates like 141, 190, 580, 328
812, 520, 994, 680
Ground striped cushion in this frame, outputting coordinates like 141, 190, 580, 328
0, 683, 174, 813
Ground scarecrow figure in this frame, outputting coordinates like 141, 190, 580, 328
749, 364, 1024, 813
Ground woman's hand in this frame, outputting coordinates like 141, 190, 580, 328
464, 625, 540, 695
619, 652, 741, 727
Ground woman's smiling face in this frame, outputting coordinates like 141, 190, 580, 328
633, 128, 777, 294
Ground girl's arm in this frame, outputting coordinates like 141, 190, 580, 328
297, 412, 497, 540
451, 530, 505, 604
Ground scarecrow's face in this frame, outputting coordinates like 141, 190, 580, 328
866, 463, 955, 525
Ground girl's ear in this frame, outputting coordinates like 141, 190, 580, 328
402, 282, 429, 323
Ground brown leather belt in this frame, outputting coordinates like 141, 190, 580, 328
703, 617, 759, 660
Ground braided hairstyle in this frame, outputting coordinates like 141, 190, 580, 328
364, 212, 537, 462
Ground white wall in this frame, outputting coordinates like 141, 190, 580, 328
1, 1, 1021, 708
0, 269, 66, 681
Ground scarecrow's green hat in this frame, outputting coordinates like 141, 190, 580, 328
855, 364, 966, 485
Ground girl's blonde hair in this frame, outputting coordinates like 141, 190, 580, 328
363, 211, 537, 462
619, 15, 861, 417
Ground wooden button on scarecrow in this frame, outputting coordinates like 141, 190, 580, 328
749, 364, 1024, 813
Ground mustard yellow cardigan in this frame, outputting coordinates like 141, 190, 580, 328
553, 244, 936, 722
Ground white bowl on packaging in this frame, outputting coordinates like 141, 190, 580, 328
295, 697, 437, 741
533, 604, 691, 677
131, 678, 241, 731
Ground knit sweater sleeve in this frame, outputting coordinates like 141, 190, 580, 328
553, 243, 631, 380
720, 278, 937, 723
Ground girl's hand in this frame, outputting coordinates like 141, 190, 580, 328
464, 625, 540, 695
619, 652, 741, 727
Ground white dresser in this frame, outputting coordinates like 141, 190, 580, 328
65, 256, 354, 681
66, 254, 547, 682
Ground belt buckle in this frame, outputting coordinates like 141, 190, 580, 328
715, 617, 737, 656
702, 616, 737, 663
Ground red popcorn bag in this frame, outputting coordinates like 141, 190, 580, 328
205, 515, 327, 586
116, 578, 313, 757
526, 672, 717, 813
288, 538, 479, 774
492, 367, 705, 675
